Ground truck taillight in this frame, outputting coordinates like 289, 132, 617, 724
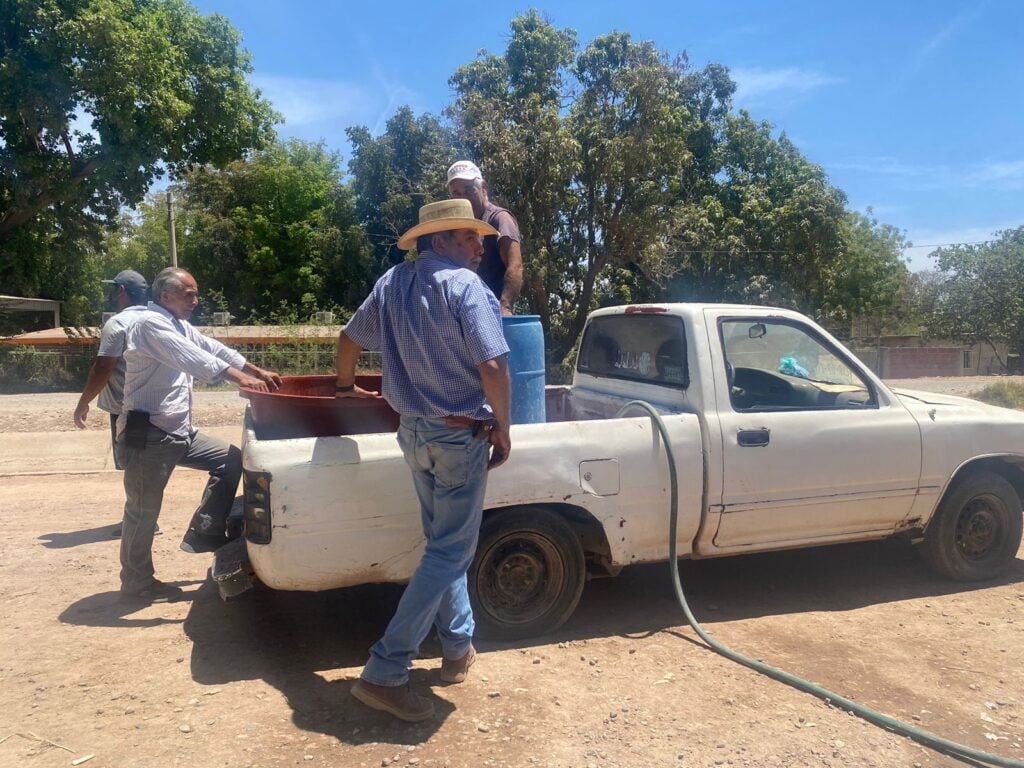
243, 469, 272, 544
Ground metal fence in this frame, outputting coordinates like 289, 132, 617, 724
0, 342, 381, 393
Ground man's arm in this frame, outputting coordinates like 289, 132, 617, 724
334, 331, 378, 398
73, 356, 119, 428
478, 354, 511, 469
135, 319, 255, 387
497, 238, 524, 316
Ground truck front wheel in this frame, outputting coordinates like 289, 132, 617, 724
921, 470, 1023, 581
469, 507, 586, 641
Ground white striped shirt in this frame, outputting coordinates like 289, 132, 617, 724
119, 302, 246, 437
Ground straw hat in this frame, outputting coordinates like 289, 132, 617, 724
396, 199, 499, 250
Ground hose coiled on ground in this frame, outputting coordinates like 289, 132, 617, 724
615, 399, 1023, 768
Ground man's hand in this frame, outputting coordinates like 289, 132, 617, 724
237, 373, 272, 392
487, 426, 511, 469
73, 402, 90, 429
244, 364, 282, 390
500, 304, 513, 317
335, 384, 379, 399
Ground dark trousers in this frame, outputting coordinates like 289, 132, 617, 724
117, 426, 242, 592
109, 413, 123, 470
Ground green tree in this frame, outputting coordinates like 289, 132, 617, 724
0, 0, 277, 295
665, 114, 850, 312
347, 107, 456, 270
927, 226, 1024, 368
175, 139, 374, 322
443, 11, 910, 362
449, 10, 578, 331
451, 13, 725, 358
826, 210, 909, 326
101, 196, 175, 282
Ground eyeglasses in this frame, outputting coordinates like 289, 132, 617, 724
175, 289, 199, 299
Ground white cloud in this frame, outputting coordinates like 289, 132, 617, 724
730, 66, 842, 109
831, 157, 1024, 192
890, 4, 986, 93
253, 74, 374, 129
252, 73, 420, 141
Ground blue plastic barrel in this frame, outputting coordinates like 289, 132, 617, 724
502, 315, 546, 424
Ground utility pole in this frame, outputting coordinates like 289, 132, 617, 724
167, 190, 178, 267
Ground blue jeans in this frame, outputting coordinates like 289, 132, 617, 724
361, 416, 490, 686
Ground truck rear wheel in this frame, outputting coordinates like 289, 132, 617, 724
921, 470, 1023, 581
469, 507, 585, 641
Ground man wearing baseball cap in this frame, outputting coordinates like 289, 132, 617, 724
74, 270, 153, 535
336, 199, 512, 721
446, 160, 524, 316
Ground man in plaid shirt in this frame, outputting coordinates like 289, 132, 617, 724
336, 199, 512, 721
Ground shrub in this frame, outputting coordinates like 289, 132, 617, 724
972, 381, 1024, 410
0, 346, 93, 392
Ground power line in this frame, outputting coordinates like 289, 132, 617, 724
903, 240, 994, 249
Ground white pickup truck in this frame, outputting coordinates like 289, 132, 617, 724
229, 303, 1024, 640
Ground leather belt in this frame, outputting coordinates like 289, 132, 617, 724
444, 415, 496, 439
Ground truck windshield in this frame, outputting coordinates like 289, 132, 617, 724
578, 314, 688, 388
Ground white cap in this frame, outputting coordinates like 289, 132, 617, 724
447, 160, 483, 184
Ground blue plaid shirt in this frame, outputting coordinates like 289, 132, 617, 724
344, 251, 509, 419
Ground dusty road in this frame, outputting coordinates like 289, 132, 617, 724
1, 382, 1023, 767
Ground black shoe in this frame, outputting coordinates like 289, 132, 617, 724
120, 579, 183, 603
180, 528, 227, 554
111, 524, 161, 538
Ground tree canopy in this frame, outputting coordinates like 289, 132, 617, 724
173, 139, 374, 322
5, 4, 919, 351
927, 226, 1024, 367
440, 12, 908, 358
0, 0, 277, 299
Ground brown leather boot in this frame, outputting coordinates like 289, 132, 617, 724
350, 679, 434, 722
440, 645, 477, 684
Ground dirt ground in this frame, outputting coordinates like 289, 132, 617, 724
1, 381, 1023, 768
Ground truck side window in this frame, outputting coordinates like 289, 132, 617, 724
720, 319, 875, 411
578, 315, 688, 388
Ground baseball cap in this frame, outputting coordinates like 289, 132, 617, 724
447, 160, 483, 184
101, 270, 149, 293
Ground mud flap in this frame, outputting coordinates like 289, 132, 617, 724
211, 536, 254, 601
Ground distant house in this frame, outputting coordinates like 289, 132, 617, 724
846, 330, 1009, 378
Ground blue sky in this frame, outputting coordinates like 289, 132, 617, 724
193, 0, 1024, 272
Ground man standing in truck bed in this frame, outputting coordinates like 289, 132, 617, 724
335, 199, 512, 721
446, 160, 524, 316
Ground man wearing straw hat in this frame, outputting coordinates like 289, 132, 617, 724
335, 199, 512, 721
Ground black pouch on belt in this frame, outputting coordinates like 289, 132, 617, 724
471, 419, 496, 440
124, 409, 151, 450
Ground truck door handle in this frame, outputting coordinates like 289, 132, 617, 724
737, 428, 770, 447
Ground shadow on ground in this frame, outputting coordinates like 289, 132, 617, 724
58, 579, 203, 628
39, 523, 122, 548
150, 537, 1024, 747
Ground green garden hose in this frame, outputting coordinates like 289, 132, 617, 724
615, 399, 1023, 768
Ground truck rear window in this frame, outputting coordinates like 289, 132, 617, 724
577, 315, 688, 388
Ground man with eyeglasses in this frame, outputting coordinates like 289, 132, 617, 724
116, 267, 281, 601
73, 270, 153, 536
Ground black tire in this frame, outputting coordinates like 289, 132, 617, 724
921, 470, 1023, 581
469, 507, 586, 641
